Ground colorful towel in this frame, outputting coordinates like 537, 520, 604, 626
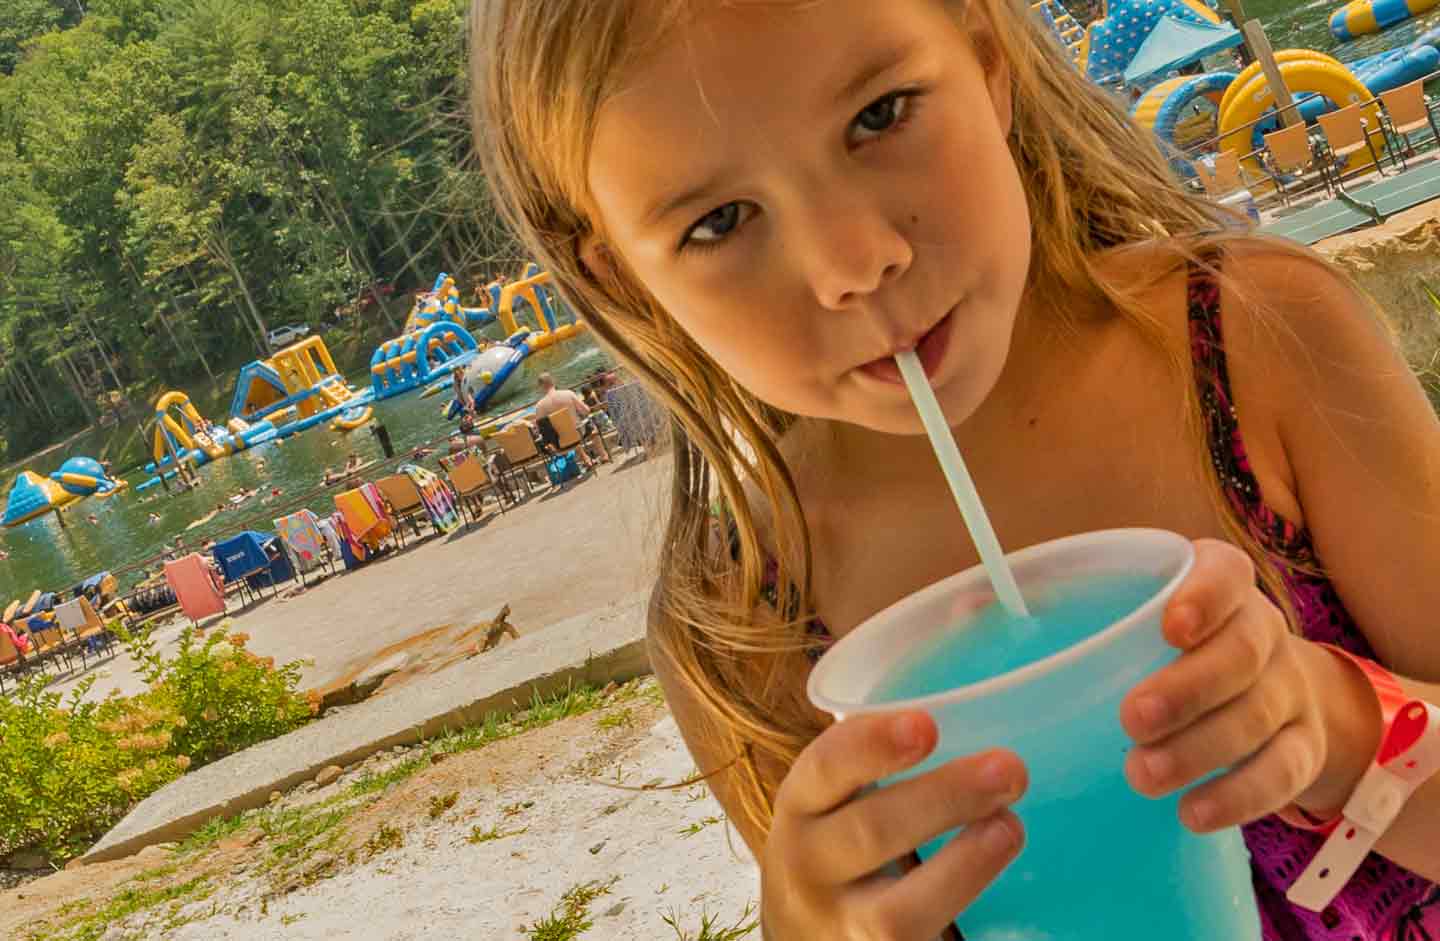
274, 510, 326, 570
330, 511, 369, 568
317, 516, 344, 561
163, 553, 226, 624
334, 486, 391, 552
0, 621, 31, 655
399, 464, 460, 534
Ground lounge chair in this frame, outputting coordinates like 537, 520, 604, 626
542, 406, 612, 465
1316, 103, 1390, 186
1260, 122, 1330, 205
274, 509, 336, 585
1193, 151, 1252, 199
212, 532, 283, 606
493, 424, 548, 497
164, 553, 228, 627
1378, 80, 1440, 171
0, 627, 32, 693
27, 617, 77, 675
446, 453, 508, 526
374, 474, 432, 545
53, 596, 115, 669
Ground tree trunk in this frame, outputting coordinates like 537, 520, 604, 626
157, 275, 215, 381
208, 227, 269, 352
59, 351, 97, 422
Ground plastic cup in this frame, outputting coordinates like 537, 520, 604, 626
806, 529, 1261, 941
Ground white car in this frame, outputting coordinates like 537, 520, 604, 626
266, 324, 311, 349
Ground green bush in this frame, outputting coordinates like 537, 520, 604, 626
0, 623, 312, 863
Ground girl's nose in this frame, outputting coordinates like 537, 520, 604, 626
801, 202, 913, 311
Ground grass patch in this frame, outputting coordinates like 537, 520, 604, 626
466, 824, 528, 844
597, 707, 635, 730
501, 800, 536, 817
130, 863, 179, 884
678, 816, 722, 838
661, 903, 760, 940
176, 812, 250, 856
263, 800, 352, 863
347, 753, 431, 796
427, 791, 459, 819
523, 879, 618, 941
363, 823, 404, 858
32, 876, 212, 941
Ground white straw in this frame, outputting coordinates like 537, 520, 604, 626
895, 351, 1029, 617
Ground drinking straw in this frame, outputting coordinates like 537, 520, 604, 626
895, 351, 1029, 617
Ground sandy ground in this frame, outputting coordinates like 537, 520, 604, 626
48, 455, 670, 703
6, 680, 761, 941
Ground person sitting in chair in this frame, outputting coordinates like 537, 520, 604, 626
533, 372, 600, 471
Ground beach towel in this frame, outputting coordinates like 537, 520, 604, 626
274, 510, 326, 570
163, 554, 226, 623
53, 597, 88, 632
317, 515, 344, 561
330, 511, 369, 569
335, 486, 391, 552
399, 464, 460, 534
0, 621, 30, 655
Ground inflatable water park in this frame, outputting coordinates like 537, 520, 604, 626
2, 457, 127, 528
1031, 0, 1440, 179
369, 265, 586, 415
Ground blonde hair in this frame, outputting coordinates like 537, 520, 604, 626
471, 0, 1314, 841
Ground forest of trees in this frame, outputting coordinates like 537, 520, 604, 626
0, 0, 523, 461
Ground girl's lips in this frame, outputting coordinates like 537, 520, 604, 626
857, 310, 953, 384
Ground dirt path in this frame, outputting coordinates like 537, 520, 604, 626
7, 679, 760, 941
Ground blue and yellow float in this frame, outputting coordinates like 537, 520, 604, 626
1331, 0, 1440, 42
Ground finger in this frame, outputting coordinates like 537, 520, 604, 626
1126, 669, 1299, 797
1163, 540, 1255, 650
805, 749, 1027, 883
1122, 595, 1280, 744
1176, 723, 1324, 832
778, 711, 938, 818
851, 811, 1024, 941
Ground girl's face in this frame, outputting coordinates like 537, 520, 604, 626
587, 0, 1033, 434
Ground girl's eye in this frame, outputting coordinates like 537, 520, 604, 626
681, 202, 754, 251
849, 91, 915, 145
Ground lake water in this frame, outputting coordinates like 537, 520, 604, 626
0, 339, 616, 601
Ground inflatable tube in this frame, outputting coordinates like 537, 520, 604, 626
1355, 43, 1440, 94
1132, 72, 1237, 148
1331, 0, 1440, 42
1218, 50, 1375, 173
329, 405, 373, 432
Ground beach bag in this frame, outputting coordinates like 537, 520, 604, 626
546, 450, 581, 486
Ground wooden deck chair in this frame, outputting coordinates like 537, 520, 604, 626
493, 424, 547, 497
1379, 80, 1440, 171
1194, 151, 1249, 198
374, 474, 431, 545
447, 454, 507, 526
0, 630, 31, 693
1317, 104, 1389, 185
1261, 123, 1330, 204
53, 596, 114, 668
27, 620, 76, 675
548, 407, 612, 465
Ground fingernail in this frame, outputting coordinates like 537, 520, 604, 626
979, 756, 1013, 792
892, 714, 928, 753
1143, 750, 1175, 785
1187, 799, 1215, 830
1136, 695, 1169, 728
1171, 604, 1201, 645
980, 816, 1017, 854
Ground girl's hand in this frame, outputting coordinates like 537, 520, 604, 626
762, 711, 1026, 940
1120, 539, 1375, 831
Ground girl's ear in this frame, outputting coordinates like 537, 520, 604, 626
967, 9, 1015, 140
579, 234, 617, 285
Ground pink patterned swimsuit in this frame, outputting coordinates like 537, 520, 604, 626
1186, 258, 1438, 940
786, 258, 1438, 939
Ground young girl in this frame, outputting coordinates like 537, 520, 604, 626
469, 1, 1440, 937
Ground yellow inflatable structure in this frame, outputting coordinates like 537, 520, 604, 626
494, 269, 585, 352
232, 335, 374, 433
1217, 50, 1376, 175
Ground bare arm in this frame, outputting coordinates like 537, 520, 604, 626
1229, 245, 1440, 881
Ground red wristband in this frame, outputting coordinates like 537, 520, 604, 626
1283, 644, 1440, 912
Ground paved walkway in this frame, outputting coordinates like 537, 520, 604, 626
54, 456, 668, 701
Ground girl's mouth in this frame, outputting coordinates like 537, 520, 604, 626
857, 310, 953, 384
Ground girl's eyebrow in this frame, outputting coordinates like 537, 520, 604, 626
834, 39, 920, 107
641, 38, 920, 227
